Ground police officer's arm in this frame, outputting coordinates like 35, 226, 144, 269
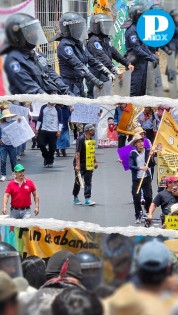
86, 48, 114, 78
87, 40, 115, 71
58, 45, 103, 88
110, 46, 130, 67
46, 66, 72, 95
128, 32, 156, 61
4, 57, 45, 94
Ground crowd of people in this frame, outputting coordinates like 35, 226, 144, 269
1, 237, 178, 315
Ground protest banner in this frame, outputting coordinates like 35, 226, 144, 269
165, 216, 178, 230
3, 117, 35, 147
9, 104, 29, 122
71, 103, 100, 124
157, 153, 178, 187
0, 226, 101, 261
29, 100, 46, 117
86, 140, 96, 170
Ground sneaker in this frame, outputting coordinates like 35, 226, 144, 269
73, 197, 82, 205
48, 163, 53, 168
135, 219, 141, 224
0, 176, 6, 182
73, 140, 76, 145
16, 155, 21, 161
85, 199, 95, 206
43, 159, 48, 167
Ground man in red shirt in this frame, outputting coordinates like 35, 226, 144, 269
2, 164, 39, 219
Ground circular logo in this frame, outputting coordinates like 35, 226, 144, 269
137, 9, 175, 47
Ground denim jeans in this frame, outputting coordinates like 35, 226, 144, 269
10, 208, 31, 219
0, 144, 16, 176
73, 170, 93, 199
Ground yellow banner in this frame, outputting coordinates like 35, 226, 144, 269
153, 111, 178, 155
86, 140, 96, 170
165, 216, 178, 230
92, 0, 115, 16
157, 153, 178, 187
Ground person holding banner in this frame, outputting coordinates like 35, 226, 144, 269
147, 176, 178, 223
129, 134, 154, 224
73, 124, 98, 206
0, 109, 19, 182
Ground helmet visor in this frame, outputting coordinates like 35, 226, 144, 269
21, 20, 48, 45
99, 20, 114, 36
69, 19, 88, 41
0, 252, 23, 278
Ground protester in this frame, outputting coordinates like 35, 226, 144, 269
73, 124, 98, 206
22, 256, 46, 289
129, 134, 154, 223
2, 164, 39, 219
0, 271, 20, 315
56, 105, 71, 157
52, 287, 103, 315
0, 109, 18, 182
36, 102, 62, 167
147, 176, 178, 222
136, 107, 155, 143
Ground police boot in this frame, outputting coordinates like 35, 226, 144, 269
61, 149, 67, 157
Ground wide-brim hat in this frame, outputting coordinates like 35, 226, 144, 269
164, 239, 178, 258
169, 203, 178, 215
102, 283, 167, 315
0, 109, 17, 120
134, 126, 145, 135
0, 101, 10, 109
131, 133, 144, 146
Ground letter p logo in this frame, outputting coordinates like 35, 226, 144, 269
137, 9, 175, 47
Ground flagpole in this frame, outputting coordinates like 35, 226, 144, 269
136, 110, 166, 194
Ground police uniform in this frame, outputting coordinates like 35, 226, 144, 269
4, 49, 70, 95
87, 34, 129, 97
125, 23, 156, 96
57, 38, 106, 97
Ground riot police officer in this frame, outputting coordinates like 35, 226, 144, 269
0, 242, 23, 278
0, 13, 71, 95
53, 12, 113, 97
123, 5, 159, 96
169, 9, 178, 56
86, 13, 134, 98
76, 251, 103, 291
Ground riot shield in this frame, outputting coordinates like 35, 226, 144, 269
166, 52, 177, 99
112, 71, 131, 96
93, 79, 112, 99
146, 61, 163, 97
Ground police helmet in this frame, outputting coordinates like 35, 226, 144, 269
59, 12, 88, 41
76, 251, 103, 291
5, 13, 47, 49
89, 14, 114, 37
129, 5, 144, 23
150, 3, 163, 10
0, 242, 23, 278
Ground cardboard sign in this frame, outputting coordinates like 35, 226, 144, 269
86, 140, 96, 170
165, 216, 178, 230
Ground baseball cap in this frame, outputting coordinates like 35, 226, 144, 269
0, 271, 19, 302
165, 176, 178, 185
14, 164, 25, 172
138, 240, 170, 271
84, 124, 95, 132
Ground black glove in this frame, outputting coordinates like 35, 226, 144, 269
152, 59, 159, 69
92, 77, 104, 89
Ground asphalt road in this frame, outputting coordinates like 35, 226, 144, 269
0, 140, 159, 227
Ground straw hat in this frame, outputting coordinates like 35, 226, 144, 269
169, 203, 178, 215
131, 133, 144, 146
0, 101, 10, 109
102, 283, 168, 315
164, 239, 178, 258
0, 109, 17, 120
134, 126, 145, 135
